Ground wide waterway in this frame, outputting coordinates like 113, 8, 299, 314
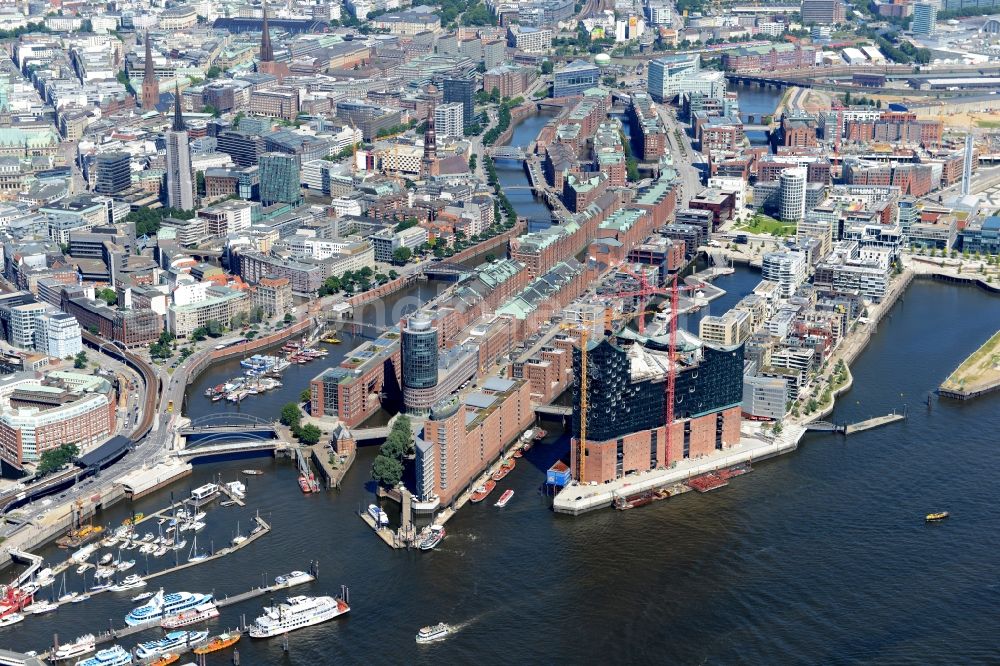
4, 114, 999, 664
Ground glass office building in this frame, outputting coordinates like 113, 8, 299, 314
258, 153, 302, 206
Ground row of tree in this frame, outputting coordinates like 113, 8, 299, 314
280, 403, 322, 445
371, 415, 413, 487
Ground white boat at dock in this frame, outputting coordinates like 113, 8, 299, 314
274, 571, 315, 587
76, 645, 132, 666
24, 600, 58, 614
76, 564, 89, 575
58, 591, 80, 603
111, 575, 146, 592
368, 504, 389, 527
248, 595, 349, 638
70, 594, 91, 603
132, 590, 156, 602
116, 559, 136, 572
53, 634, 96, 660
99, 553, 113, 565
71, 543, 97, 563
241, 469, 264, 476
161, 601, 219, 628
0, 612, 24, 627
135, 630, 209, 660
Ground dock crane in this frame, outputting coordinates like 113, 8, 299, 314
563, 275, 703, 482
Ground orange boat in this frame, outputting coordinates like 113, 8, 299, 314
491, 458, 516, 481
469, 479, 496, 503
193, 632, 241, 655
150, 654, 179, 666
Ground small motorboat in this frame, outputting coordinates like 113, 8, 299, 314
58, 591, 79, 603
926, 511, 950, 522
132, 590, 157, 602
24, 600, 58, 614
495, 489, 514, 508
76, 564, 89, 575
415, 622, 452, 643
71, 594, 91, 603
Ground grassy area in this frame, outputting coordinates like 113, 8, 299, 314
976, 120, 1000, 129
736, 214, 797, 237
942, 329, 1000, 390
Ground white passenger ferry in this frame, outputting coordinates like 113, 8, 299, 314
248, 595, 350, 638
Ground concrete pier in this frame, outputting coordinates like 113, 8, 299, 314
553, 423, 805, 515
844, 413, 906, 435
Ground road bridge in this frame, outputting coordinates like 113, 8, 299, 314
422, 262, 470, 281
174, 440, 287, 460
488, 146, 528, 160
178, 413, 279, 444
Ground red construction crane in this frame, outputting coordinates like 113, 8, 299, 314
603, 265, 667, 334
663, 275, 704, 465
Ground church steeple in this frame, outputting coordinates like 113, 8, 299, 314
141, 31, 160, 110
260, 1, 274, 62
172, 83, 185, 132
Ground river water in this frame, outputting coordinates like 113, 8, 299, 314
4, 113, 999, 664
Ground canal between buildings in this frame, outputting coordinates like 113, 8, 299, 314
4, 113, 999, 664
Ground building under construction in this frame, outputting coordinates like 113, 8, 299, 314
570, 328, 744, 484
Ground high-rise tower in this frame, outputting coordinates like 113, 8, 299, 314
140, 32, 159, 110
165, 84, 194, 210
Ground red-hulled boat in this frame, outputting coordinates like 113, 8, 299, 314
298, 475, 312, 493
469, 480, 496, 503
490, 458, 516, 482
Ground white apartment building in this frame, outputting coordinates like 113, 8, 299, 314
434, 102, 464, 140
761, 250, 807, 297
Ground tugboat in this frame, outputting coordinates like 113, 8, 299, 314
418, 525, 445, 551
495, 489, 514, 508
415, 622, 452, 643
469, 479, 496, 503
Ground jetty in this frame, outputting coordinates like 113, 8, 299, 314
804, 411, 907, 435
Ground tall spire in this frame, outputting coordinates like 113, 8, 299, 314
172, 83, 185, 132
143, 31, 155, 81
260, 1, 274, 62
141, 31, 160, 110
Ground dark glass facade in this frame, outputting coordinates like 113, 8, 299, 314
572, 338, 744, 442
402, 315, 438, 389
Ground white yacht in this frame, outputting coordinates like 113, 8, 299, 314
24, 600, 58, 614
75, 645, 132, 666
135, 630, 208, 659
71, 544, 97, 563
111, 575, 146, 592
53, 634, 96, 660
125, 590, 214, 626
274, 571, 315, 587
248, 595, 349, 638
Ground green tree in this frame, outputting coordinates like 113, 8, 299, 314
284, 313, 294, 324
37, 444, 80, 476
392, 247, 412, 264
296, 423, 322, 445
540, 60, 554, 75
206, 65, 221, 78
371, 454, 403, 487
73, 351, 88, 369
280, 403, 302, 428
97, 288, 117, 305
300, 389, 312, 403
